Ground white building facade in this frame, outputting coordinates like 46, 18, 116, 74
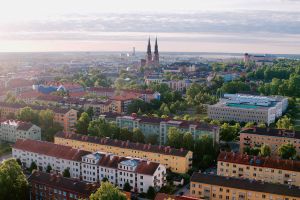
0, 120, 41, 143
13, 140, 166, 193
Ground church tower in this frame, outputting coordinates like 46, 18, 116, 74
146, 37, 152, 66
153, 37, 159, 66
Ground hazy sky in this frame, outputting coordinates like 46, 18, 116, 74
0, 0, 300, 53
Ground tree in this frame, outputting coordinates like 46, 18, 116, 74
29, 161, 37, 173
276, 115, 294, 130
132, 128, 145, 143
167, 127, 183, 148
63, 168, 70, 178
193, 135, 219, 169
38, 109, 54, 129
75, 112, 90, 135
0, 159, 28, 200
259, 144, 271, 157
182, 132, 194, 150
123, 182, 132, 192
17, 107, 39, 124
101, 177, 108, 182
90, 181, 127, 200
257, 123, 266, 128
145, 134, 158, 145
46, 164, 52, 173
220, 123, 240, 142
278, 143, 296, 159
86, 107, 94, 119
244, 122, 255, 128
146, 186, 156, 199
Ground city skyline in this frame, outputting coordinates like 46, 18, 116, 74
0, 0, 300, 53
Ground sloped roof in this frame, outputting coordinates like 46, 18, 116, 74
56, 132, 190, 157
13, 139, 91, 161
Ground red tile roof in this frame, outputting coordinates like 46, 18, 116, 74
56, 132, 190, 157
218, 151, 300, 172
69, 91, 87, 97
6, 78, 33, 89
17, 91, 41, 99
240, 127, 300, 139
28, 171, 99, 196
13, 139, 91, 161
111, 93, 142, 101
135, 160, 160, 175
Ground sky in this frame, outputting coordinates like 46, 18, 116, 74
0, 0, 300, 53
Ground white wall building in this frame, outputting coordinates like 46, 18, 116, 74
13, 140, 166, 193
12, 139, 90, 178
81, 152, 166, 193
0, 120, 41, 143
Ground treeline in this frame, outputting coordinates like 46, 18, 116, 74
76, 113, 158, 144
166, 127, 219, 170
258, 74, 300, 97
9, 107, 63, 141
247, 60, 300, 81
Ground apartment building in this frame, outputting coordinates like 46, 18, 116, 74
88, 87, 160, 103
83, 100, 113, 117
217, 151, 300, 186
113, 114, 219, 145
208, 94, 288, 125
190, 173, 300, 200
82, 152, 166, 193
12, 139, 90, 178
0, 120, 41, 142
54, 132, 193, 174
52, 107, 78, 133
28, 171, 99, 200
155, 193, 201, 200
0, 102, 77, 132
240, 127, 300, 156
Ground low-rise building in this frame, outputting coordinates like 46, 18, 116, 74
54, 132, 193, 174
190, 172, 300, 200
12, 139, 90, 179
115, 114, 219, 145
217, 151, 300, 186
208, 94, 288, 125
240, 127, 300, 156
0, 102, 77, 132
28, 171, 99, 200
82, 152, 166, 193
0, 120, 41, 142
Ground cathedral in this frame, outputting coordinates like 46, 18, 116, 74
142, 37, 159, 67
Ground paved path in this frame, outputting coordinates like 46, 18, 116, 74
174, 184, 190, 196
0, 153, 12, 163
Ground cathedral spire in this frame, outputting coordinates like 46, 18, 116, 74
146, 37, 152, 66
154, 36, 158, 54
153, 36, 159, 66
147, 37, 152, 55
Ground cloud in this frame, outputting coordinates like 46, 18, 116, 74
0, 10, 299, 53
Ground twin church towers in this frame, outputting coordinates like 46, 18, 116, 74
142, 37, 159, 67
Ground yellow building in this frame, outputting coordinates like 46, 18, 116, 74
217, 151, 300, 186
54, 132, 193, 174
240, 127, 300, 156
190, 172, 300, 200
